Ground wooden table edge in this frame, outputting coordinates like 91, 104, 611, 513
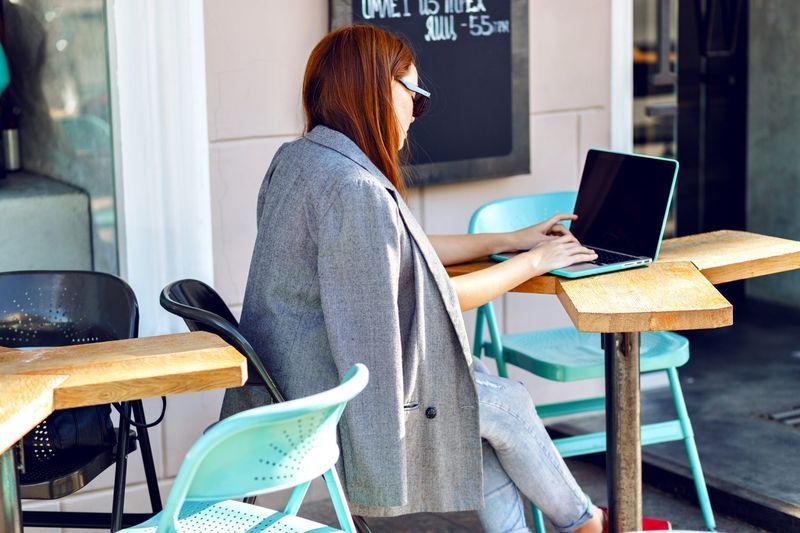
698, 250, 800, 285
51, 361, 248, 409
0, 375, 68, 453
556, 289, 734, 332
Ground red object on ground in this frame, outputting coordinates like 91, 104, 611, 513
598, 506, 673, 531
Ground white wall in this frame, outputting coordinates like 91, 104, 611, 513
204, 0, 613, 405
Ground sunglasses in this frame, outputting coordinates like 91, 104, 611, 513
396, 78, 431, 118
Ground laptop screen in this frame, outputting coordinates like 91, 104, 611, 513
569, 149, 677, 259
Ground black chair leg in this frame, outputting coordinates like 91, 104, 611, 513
111, 402, 132, 532
132, 400, 163, 513
354, 514, 372, 533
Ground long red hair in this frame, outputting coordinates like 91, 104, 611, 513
302, 24, 414, 197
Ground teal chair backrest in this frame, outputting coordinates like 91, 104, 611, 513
469, 192, 578, 367
469, 191, 578, 234
157, 364, 369, 532
0, 44, 9, 96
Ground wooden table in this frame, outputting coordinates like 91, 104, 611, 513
0, 332, 246, 533
447, 230, 800, 533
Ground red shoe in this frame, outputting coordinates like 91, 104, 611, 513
598, 506, 672, 531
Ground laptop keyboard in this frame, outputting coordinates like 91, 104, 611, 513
588, 247, 638, 265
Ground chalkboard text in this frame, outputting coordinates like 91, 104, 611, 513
361, 0, 507, 43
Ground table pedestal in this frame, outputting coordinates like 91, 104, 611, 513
604, 332, 642, 533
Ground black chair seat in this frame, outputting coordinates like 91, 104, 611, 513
21, 431, 138, 499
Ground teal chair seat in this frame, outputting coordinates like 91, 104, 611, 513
493, 328, 689, 382
470, 192, 715, 532
122, 499, 340, 532
121, 364, 369, 533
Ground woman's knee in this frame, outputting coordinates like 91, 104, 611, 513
505, 379, 537, 415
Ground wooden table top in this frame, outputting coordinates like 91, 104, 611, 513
446, 231, 800, 333
0, 331, 247, 453
557, 261, 732, 332
657, 230, 800, 284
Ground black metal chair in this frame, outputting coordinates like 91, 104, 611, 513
159, 279, 284, 402
0, 270, 162, 531
160, 279, 372, 533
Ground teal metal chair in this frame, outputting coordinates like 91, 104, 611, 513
121, 364, 369, 533
470, 192, 715, 532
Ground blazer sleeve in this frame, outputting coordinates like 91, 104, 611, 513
315, 177, 408, 509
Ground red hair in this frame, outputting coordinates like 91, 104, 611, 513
302, 24, 414, 197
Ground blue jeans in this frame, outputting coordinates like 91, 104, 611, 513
474, 357, 594, 533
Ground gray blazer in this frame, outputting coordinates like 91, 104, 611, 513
223, 125, 483, 517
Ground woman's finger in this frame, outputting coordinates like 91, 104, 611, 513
547, 213, 578, 226
548, 224, 573, 236
571, 251, 598, 262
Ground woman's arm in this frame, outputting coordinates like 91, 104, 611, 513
450, 236, 597, 312
429, 213, 578, 266
427, 233, 515, 266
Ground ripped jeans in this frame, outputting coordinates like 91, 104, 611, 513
474, 357, 594, 533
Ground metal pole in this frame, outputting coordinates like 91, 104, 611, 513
0, 447, 22, 533
653, 0, 677, 86
604, 332, 642, 533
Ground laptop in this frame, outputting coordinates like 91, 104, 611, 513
492, 149, 678, 279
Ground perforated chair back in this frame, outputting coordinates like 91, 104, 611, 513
469, 191, 578, 235
0, 270, 138, 348
160, 279, 284, 402
156, 364, 369, 532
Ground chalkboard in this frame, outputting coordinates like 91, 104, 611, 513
330, 0, 529, 186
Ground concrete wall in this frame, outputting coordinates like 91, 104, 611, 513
747, 0, 800, 308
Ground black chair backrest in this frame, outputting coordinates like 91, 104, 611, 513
160, 279, 285, 403
0, 270, 138, 347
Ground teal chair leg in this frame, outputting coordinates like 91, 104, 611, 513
323, 467, 356, 533
484, 303, 510, 377
668, 367, 716, 531
283, 480, 311, 515
473, 306, 486, 358
531, 503, 546, 533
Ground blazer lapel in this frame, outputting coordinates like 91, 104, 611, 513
305, 126, 473, 360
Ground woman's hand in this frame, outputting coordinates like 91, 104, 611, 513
523, 234, 597, 275
508, 213, 579, 251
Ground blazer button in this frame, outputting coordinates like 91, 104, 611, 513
425, 407, 437, 419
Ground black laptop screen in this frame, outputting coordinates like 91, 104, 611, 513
569, 149, 677, 259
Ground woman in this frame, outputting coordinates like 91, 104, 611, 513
228, 24, 613, 533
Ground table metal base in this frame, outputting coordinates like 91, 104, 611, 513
604, 332, 642, 533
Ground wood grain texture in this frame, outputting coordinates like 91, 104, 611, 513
659, 230, 800, 284
2, 332, 247, 408
0, 375, 67, 452
447, 232, 800, 294
556, 262, 733, 333
0, 332, 247, 453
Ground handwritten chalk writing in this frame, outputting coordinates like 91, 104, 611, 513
362, 0, 410, 19
358, 0, 508, 41
444, 0, 486, 14
469, 14, 510, 36
425, 14, 457, 41
419, 0, 440, 16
